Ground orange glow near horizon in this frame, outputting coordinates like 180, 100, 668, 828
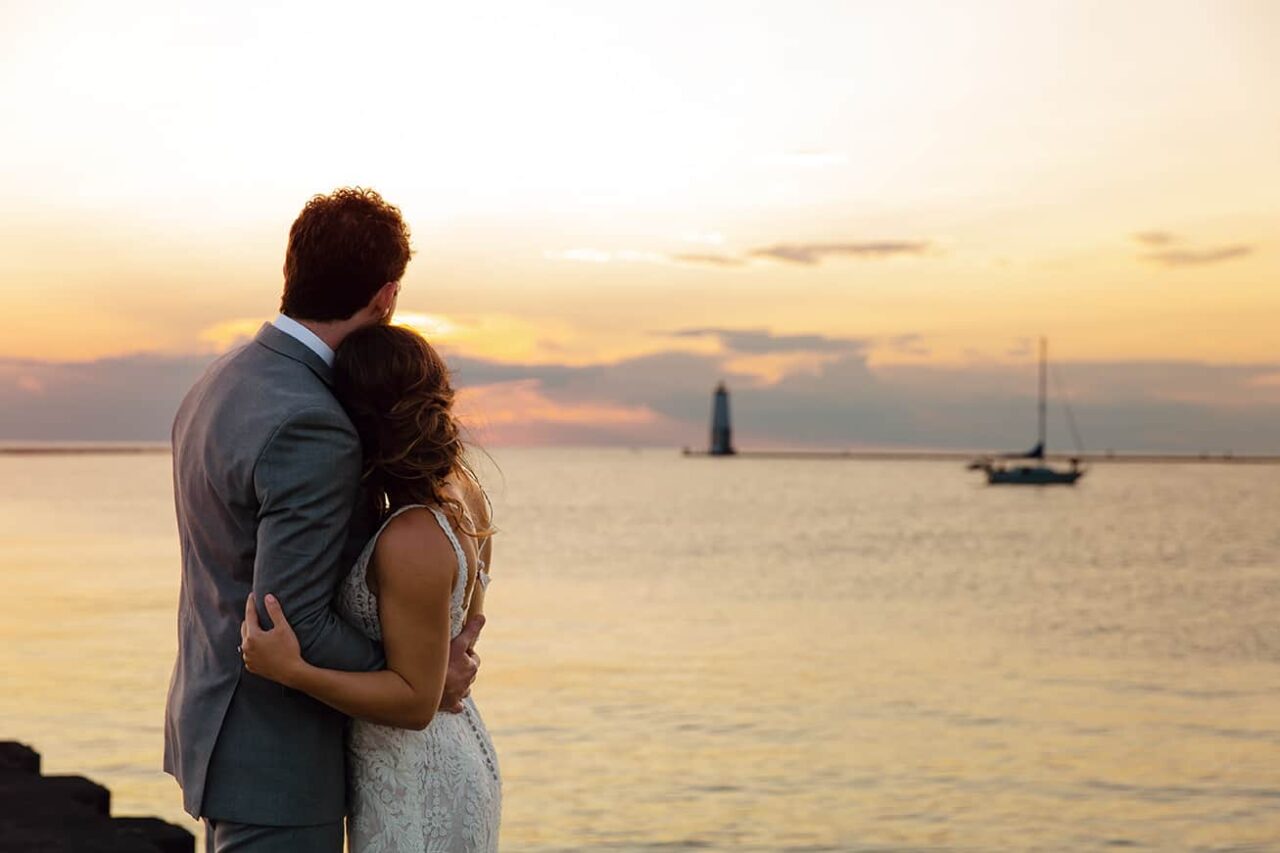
0, 1, 1276, 378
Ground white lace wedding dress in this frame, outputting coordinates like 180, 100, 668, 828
336, 504, 502, 852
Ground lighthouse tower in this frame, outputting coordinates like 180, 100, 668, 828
709, 381, 736, 455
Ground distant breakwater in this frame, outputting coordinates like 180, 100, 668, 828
4, 444, 1279, 464
0, 741, 193, 853
682, 448, 1280, 465
0, 444, 169, 455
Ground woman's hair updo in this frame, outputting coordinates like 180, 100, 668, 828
334, 323, 489, 538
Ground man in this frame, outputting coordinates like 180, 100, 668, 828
164, 188, 483, 852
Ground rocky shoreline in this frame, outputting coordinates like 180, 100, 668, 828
0, 741, 193, 852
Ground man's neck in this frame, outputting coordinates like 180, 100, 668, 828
290, 317, 350, 351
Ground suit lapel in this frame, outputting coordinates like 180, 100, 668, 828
254, 323, 335, 387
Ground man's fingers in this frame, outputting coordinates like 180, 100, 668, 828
458, 613, 486, 649
462, 613, 486, 645
244, 593, 260, 633
263, 593, 288, 631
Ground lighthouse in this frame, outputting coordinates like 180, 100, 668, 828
709, 381, 736, 455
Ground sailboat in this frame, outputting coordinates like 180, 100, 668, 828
971, 338, 1084, 486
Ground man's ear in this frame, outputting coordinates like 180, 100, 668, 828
370, 280, 400, 321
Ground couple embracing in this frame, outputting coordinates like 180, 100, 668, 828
163, 188, 501, 852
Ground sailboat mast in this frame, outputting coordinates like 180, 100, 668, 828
1038, 337, 1048, 451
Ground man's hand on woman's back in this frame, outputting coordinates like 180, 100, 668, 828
440, 615, 485, 713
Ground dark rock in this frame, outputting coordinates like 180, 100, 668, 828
0, 742, 193, 853
0, 774, 111, 818
113, 817, 196, 853
0, 815, 161, 852
0, 741, 40, 774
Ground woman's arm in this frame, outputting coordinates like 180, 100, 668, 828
241, 511, 458, 730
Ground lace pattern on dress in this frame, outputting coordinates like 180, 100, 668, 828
336, 504, 502, 852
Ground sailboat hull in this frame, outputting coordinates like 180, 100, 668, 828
972, 339, 1086, 486
985, 466, 1083, 486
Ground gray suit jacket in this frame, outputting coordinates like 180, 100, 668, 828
163, 323, 383, 825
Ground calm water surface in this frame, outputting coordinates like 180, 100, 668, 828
1, 449, 1278, 851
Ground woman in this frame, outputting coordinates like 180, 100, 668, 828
240, 323, 501, 852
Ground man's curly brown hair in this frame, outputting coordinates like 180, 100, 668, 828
281, 187, 413, 321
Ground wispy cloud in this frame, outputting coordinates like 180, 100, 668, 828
749, 241, 931, 265
1132, 231, 1178, 247
547, 238, 933, 270
1130, 231, 1256, 267
1145, 245, 1254, 267
669, 253, 746, 268
887, 333, 931, 357
666, 327, 865, 355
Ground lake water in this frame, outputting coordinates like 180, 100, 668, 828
1, 449, 1278, 851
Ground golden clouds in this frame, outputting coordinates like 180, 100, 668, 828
198, 318, 264, 353
456, 380, 661, 445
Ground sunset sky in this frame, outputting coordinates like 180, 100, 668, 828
1, 1, 1277, 450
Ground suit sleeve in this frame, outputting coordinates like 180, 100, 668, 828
253, 406, 384, 672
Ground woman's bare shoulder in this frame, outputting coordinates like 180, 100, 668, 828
372, 508, 457, 592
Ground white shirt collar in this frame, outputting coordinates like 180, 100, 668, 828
273, 314, 336, 368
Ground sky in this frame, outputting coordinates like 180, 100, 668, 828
1, 0, 1277, 450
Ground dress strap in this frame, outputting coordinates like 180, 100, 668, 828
377, 503, 430, 537
426, 506, 470, 617
360, 504, 471, 625
456, 501, 492, 587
